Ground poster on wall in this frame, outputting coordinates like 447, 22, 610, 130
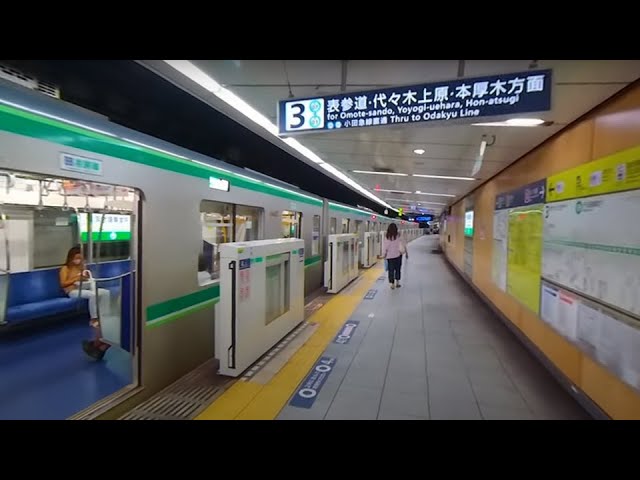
504, 180, 546, 314
492, 197, 509, 291
540, 279, 640, 392
543, 146, 640, 318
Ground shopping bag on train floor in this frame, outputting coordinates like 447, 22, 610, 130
384, 259, 388, 271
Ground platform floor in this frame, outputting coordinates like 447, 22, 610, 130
196, 235, 590, 420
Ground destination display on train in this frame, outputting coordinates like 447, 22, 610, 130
277, 69, 552, 135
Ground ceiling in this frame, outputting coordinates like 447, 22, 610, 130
144, 60, 640, 215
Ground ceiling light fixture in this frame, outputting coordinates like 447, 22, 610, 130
414, 191, 456, 197
412, 174, 476, 181
472, 118, 546, 127
385, 198, 447, 205
162, 60, 395, 212
373, 188, 412, 194
352, 170, 409, 177
413, 148, 425, 155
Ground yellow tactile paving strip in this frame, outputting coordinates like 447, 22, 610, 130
196, 265, 384, 420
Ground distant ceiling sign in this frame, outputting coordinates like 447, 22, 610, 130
209, 177, 230, 192
277, 69, 552, 135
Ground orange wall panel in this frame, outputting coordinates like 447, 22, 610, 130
444, 82, 640, 419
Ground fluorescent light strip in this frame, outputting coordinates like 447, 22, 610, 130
163, 60, 392, 210
386, 198, 447, 205
374, 189, 412, 194
0, 98, 117, 138
472, 118, 545, 127
414, 191, 456, 197
353, 169, 475, 182
352, 170, 409, 176
413, 174, 476, 181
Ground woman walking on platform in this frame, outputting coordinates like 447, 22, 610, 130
383, 223, 408, 290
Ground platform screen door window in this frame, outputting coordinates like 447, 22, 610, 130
341, 241, 349, 275
265, 253, 290, 325
342, 218, 350, 234
330, 217, 337, 234
312, 215, 321, 256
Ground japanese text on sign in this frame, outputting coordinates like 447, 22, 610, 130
278, 70, 552, 135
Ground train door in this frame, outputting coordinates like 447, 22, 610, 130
0, 174, 13, 327
0, 172, 139, 420
85, 205, 137, 353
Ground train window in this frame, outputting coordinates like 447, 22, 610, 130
312, 215, 321, 256
355, 220, 363, 235
0, 175, 136, 273
199, 201, 264, 284
236, 205, 261, 242
330, 217, 337, 234
200, 200, 233, 285
281, 210, 302, 238
342, 218, 350, 234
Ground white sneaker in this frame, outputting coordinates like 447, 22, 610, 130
395, 281, 401, 288
390, 283, 395, 290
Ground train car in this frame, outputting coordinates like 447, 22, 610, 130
0, 79, 420, 419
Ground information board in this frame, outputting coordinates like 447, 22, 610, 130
492, 209, 508, 291
540, 280, 640, 392
278, 70, 552, 135
507, 204, 544, 314
546, 144, 640, 202
543, 188, 640, 318
79, 212, 132, 242
494, 179, 545, 311
464, 210, 474, 236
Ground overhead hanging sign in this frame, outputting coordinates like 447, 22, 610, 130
277, 69, 552, 135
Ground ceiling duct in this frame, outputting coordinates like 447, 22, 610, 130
0, 63, 60, 99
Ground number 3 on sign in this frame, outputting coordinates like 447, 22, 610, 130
285, 98, 325, 132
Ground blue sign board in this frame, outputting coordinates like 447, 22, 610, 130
278, 69, 552, 135
333, 320, 360, 345
289, 356, 337, 409
239, 259, 251, 270
495, 179, 546, 210
415, 215, 433, 222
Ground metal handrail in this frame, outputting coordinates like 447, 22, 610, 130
91, 270, 136, 283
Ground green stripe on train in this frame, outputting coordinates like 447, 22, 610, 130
0, 104, 322, 207
304, 255, 321, 267
146, 284, 220, 325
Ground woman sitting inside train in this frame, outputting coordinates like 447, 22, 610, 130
59, 246, 112, 360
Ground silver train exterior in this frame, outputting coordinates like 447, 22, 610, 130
0, 81, 420, 417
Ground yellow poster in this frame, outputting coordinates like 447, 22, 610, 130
507, 204, 543, 314
546, 145, 640, 202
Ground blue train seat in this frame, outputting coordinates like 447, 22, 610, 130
5, 267, 88, 325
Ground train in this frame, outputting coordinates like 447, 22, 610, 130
0, 78, 424, 419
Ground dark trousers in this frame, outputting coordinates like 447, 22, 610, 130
387, 256, 402, 283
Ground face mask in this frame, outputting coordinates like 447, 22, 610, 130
73, 259, 82, 265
